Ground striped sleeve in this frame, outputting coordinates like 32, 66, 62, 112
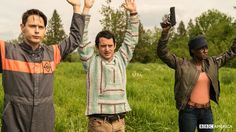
117, 14, 139, 66
77, 15, 95, 72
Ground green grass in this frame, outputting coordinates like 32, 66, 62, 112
0, 62, 235, 132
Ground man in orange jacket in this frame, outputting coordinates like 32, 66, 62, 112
0, 0, 93, 131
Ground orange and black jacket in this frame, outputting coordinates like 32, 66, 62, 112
0, 13, 85, 132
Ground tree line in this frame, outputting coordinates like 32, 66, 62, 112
9, 1, 236, 67
100, 0, 236, 67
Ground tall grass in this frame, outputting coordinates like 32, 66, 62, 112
0, 62, 235, 132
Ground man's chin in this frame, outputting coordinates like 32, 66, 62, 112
102, 55, 112, 61
203, 55, 208, 59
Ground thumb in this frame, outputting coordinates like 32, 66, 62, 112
122, 3, 127, 9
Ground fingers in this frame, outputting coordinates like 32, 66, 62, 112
125, 0, 132, 4
91, 0, 95, 5
123, 0, 130, 9
122, 3, 127, 9
84, 0, 95, 7
125, 0, 134, 4
67, 0, 80, 6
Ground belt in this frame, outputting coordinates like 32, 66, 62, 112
89, 113, 126, 123
187, 101, 210, 109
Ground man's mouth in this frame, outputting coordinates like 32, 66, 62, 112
33, 36, 40, 39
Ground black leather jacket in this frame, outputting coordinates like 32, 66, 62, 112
157, 31, 236, 110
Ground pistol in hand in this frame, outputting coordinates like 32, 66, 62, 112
160, 7, 176, 28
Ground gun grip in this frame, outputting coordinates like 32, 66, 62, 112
170, 7, 176, 26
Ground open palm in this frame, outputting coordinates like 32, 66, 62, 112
123, 0, 136, 13
67, 0, 80, 6
84, 0, 95, 9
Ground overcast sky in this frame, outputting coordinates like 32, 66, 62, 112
0, 0, 236, 41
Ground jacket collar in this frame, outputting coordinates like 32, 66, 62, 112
19, 41, 43, 55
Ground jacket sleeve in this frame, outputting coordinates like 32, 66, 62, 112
212, 38, 236, 68
157, 31, 183, 69
0, 40, 3, 73
77, 15, 94, 72
117, 14, 139, 66
54, 13, 85, 62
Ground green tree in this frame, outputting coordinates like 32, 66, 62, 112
100, 0, 159, 63
195, 9, 232, 35
132, 23, 158, 63
187, 19, 202, 38
187, 9, 233, 39
185, 9, 236, 67
177, 20, 186, 36
43, 10, 67, 45
100, 0, 127, 49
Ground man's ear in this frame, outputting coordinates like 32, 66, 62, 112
20, 24, 25, 32
191, 49, 195, 54
114, 43, 116, 49
96, 44, 99, 49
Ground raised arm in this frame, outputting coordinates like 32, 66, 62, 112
122, 0, 137, 14
117, 0, 139, 66
67, 0, 81, 14
157, 18, 183, 69
77, 0, 95, 72
212, 38, 236, 68
82, 0, 95, 15
52, 0, 85, 64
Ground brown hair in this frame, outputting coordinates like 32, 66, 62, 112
22, 9, 47, 26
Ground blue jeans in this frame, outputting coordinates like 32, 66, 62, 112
178, 107, 214, 132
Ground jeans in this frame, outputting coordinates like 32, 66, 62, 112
178, 107, 214, 132
88, 117, 125, 132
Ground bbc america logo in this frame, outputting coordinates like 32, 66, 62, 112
199, 124, 214, 129
199, 124, 232, 129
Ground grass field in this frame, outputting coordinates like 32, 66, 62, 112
0, 62, 235, 132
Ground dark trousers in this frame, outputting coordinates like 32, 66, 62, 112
178, 107, 214, 132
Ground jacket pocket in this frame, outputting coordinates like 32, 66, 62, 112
101, 83, 125, 96
2, 101, 13, 128
2, 102, 11, 116
97, 101, 126, 113
100, 65, 125, 96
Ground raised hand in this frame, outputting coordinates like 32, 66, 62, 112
84, 0, 95, 9
67, 0, 81, 13
122, 0, 137, 13
83, 0, 95, 15
67, 0, 80, 6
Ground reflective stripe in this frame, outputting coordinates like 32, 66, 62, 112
0, 41, 57, 74
0, 40, 6, 67
52, 45, 61, 65
3, 59, 55, 74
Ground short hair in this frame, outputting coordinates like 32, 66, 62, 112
189, 49, 194, 57
22, 9, 47, 27
95, 30, 116, 47
188, 35, 208, 57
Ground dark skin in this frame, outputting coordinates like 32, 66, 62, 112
162, 25, 209, 72
191, 46, 208, 71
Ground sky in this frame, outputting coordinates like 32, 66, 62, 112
0, 0, 236, 41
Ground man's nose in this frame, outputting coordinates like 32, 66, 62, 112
105, 46, 109, 50
203, 48, 208, 52
35, 27, 39, 33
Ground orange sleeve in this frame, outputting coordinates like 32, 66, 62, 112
52, 45, 61, 65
